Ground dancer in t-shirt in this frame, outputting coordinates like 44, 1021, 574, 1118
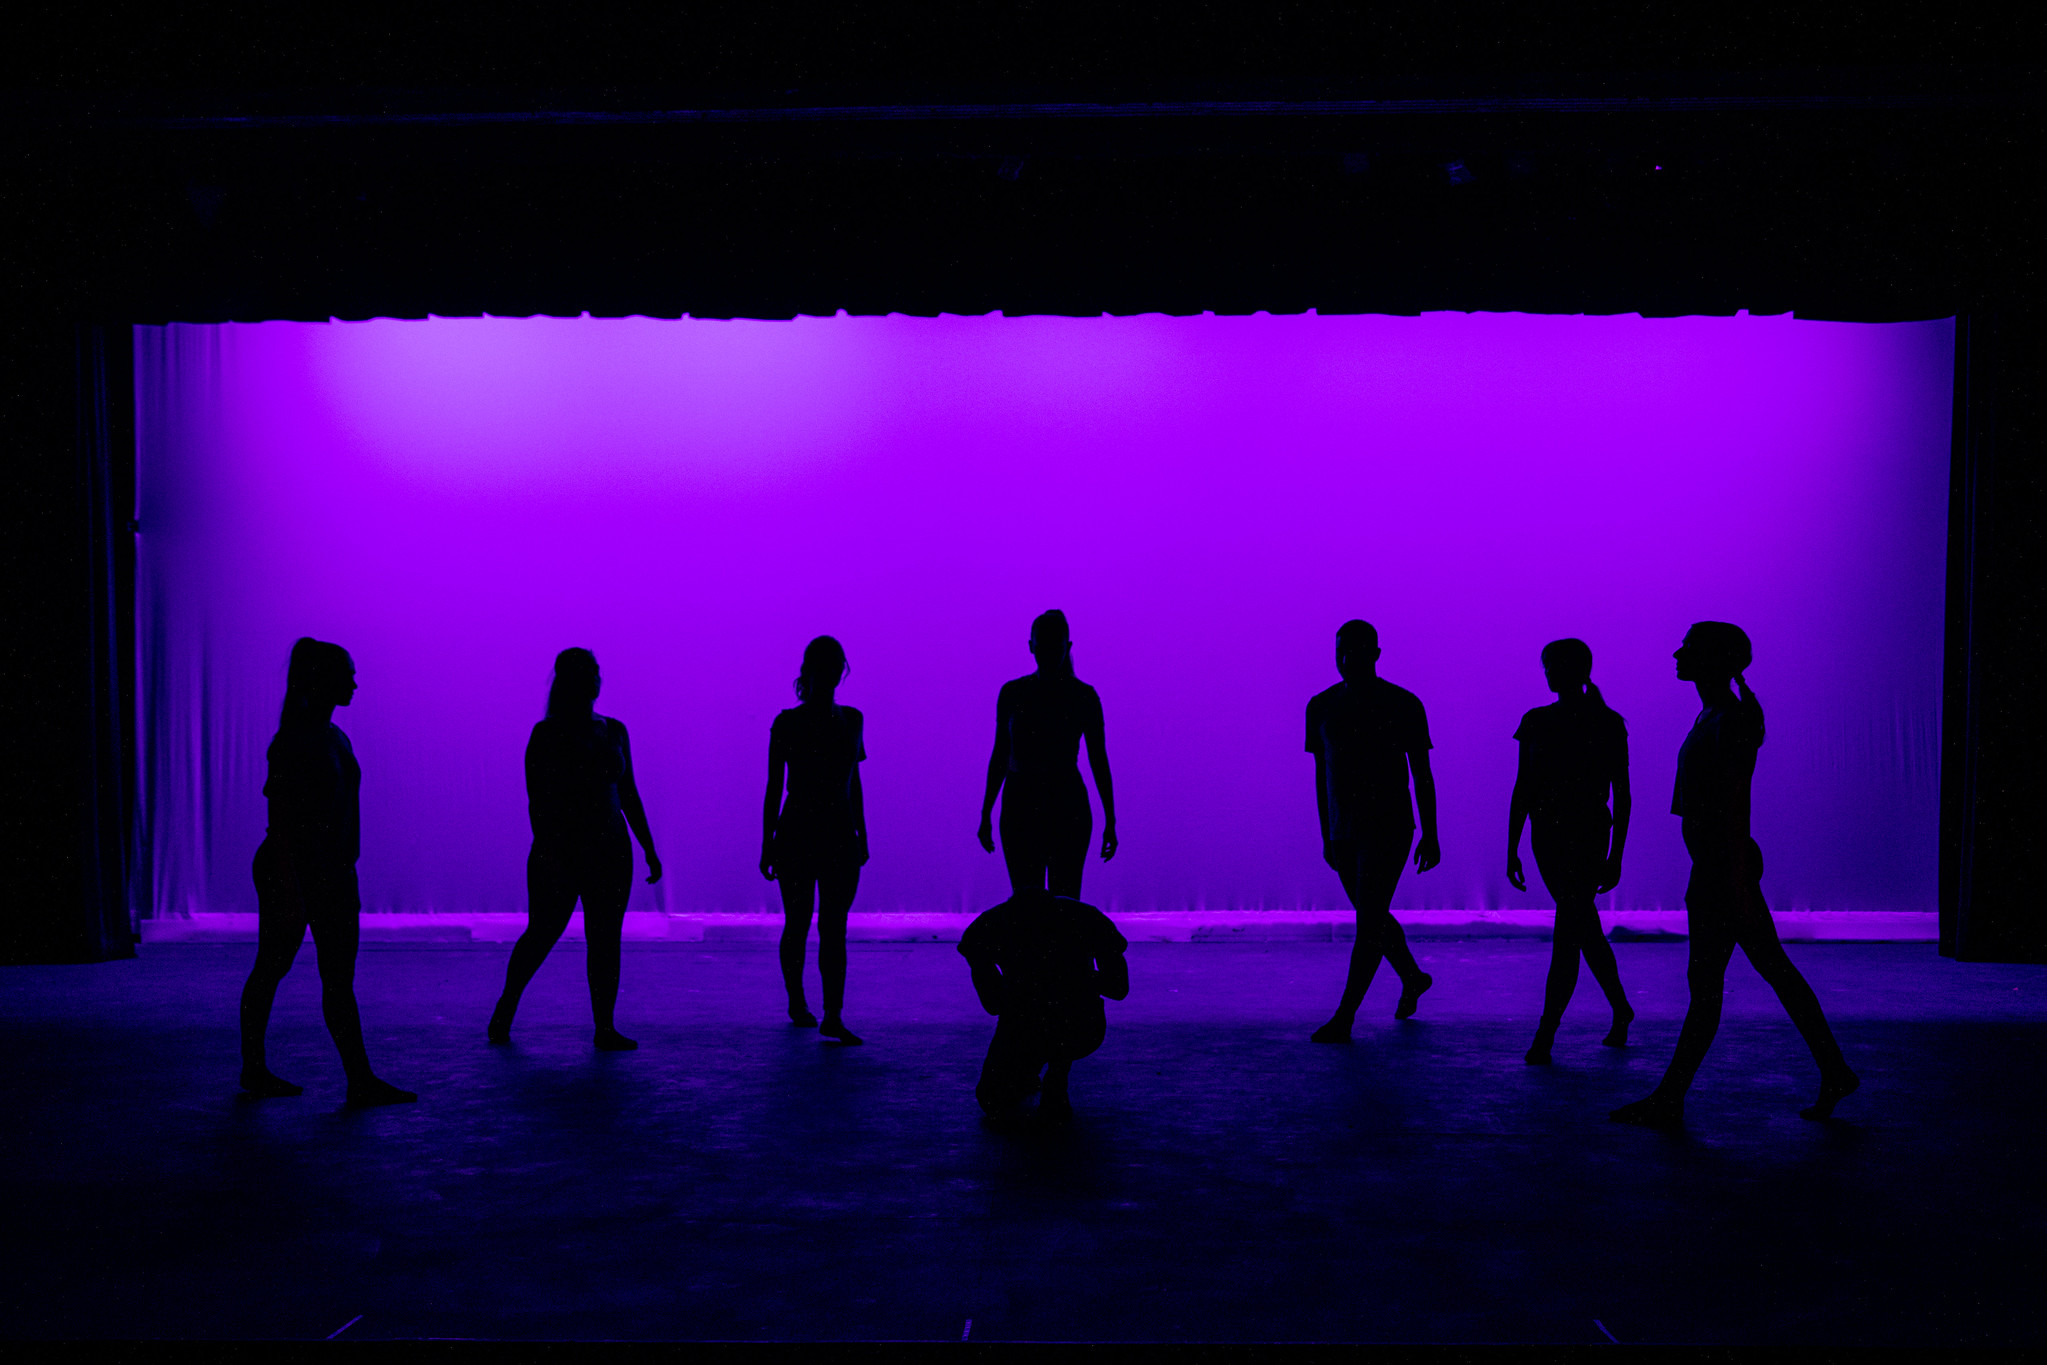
1610, 623, 1858, 1127
1305, 620, 1439, 1042
959, 889, 1130, 1123
977, 610, 1117, 898
1508, 638, 1636, 1064
761, 635, 869, 1044
238, 637, 414, 1105
489, 648, 663, 1051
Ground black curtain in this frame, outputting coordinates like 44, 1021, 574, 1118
1943, 315, 2047, 963
0, 323, 135, 964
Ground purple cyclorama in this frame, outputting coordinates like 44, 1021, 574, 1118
135, 312, 1952, 924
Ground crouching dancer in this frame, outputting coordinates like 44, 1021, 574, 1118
959, 889, 1129, 1123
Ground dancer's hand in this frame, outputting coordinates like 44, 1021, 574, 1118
1322, 840, 1341, 871
1100, 822, 1118, 862
759, 846, 777, 881
1414, 832, 1441, 873
1597, 857, 1623, 894
977, 818, 996, 853
1506, 850, 1527, 892
644, 853, 664, 885
855, 830, 870, 868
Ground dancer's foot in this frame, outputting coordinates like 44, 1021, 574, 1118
819, 1017, 863, 1045
346, 1078, 418, 1107
788, 1005, 818, 1028
1800, 1067, 1861, 1121
239, 1067, 303, 1098
1310, 1019, 1354, 1044
594, 1028, 639, 1051
1602, 1003, 1635, 1048
1037, 1093, 1074, 1124
1608, 1094, 1684, 1129
1524, 1045, 1553, 1066
487, 1001, 514, 1045
1395, 972, 1433, 1020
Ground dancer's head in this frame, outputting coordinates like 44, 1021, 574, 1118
794, 635, 849, 702
1676, 621, 1763, 734
1029, 609, 1073, 677
547, 647, 600, 718
279, 637, 355, 727
1540, 636, 1609, 709
1674, 622, 1752, 684
1335, 619, 1380, 683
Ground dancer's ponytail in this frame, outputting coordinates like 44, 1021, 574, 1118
1735, 670, 1766, 745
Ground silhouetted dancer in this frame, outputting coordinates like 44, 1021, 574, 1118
959, 889, 1130, 1123
489, 649, 663, 1051
977, 609, 1118, 898
238, 638, 415, 1106
761, 636, 869, 1044
1508, 638, 1636, 1063
1306, 620, 1439, 1042
1610, 623, 1859, 1128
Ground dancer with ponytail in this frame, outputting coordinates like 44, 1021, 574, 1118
762, 636, 869, 1044
489, 649, 662, 1051
978, 610, 1118, 899
1610, 623, 1858, 1127
1508, 638, 1635, 1064
239, 638, 414, 1105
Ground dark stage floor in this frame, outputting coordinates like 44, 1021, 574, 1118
4, 938, 2044, 1345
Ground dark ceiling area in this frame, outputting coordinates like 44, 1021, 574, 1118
6, 4, 2042, 322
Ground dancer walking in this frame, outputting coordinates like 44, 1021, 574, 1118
1610, 622, 1858, 1127
489, 648, 662, 1051
1306, 620, 1439, 1042
1508, 638, 1636, 1063
239, 638, 414, 1105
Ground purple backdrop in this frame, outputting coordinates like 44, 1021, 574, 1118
136, 312, 1951, 920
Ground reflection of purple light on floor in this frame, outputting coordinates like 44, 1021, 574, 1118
138, 313, 1950, 933
5, 940, 2045, 1342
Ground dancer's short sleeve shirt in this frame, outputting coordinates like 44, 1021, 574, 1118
1305, 678, 1430, 841
770, 703, 866, 861
958, 896, 1129, 1012
998, 674, 1102, 785
1513, 701, 1627, 826
264, 722, 362, 868
1672, 703, 1762, 828
527, 714, 630, 843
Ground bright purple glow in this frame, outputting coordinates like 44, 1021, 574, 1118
136, 313, 1952, 919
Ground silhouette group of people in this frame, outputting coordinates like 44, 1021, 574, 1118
238, 611, 1857, 1129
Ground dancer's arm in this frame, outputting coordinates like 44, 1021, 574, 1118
1507, 744, 1530, 891
761, 726, 785, 880
977, 687, 1011, 853
1600, 748, 1631, 893
850, 763, 869, 867
966, 956, 1005, 1014
615, 721, 662, 884
1411, 748, 1442, 872
1084, 696, 1117, 861
1313, 753, 1337, 868
1095, 948, 1130, 1001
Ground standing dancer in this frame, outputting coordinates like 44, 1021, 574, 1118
977, 610, 1118, 899
1306, 620, 1439, 1042
489, 649, 662, 1051
761, 635, 869, 1044
239, 638, 414, 1105
1508, 638, 1636, 1064
1610, 623, 1858, 1127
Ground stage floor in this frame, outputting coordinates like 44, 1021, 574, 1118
3, 941, 2043, 1345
